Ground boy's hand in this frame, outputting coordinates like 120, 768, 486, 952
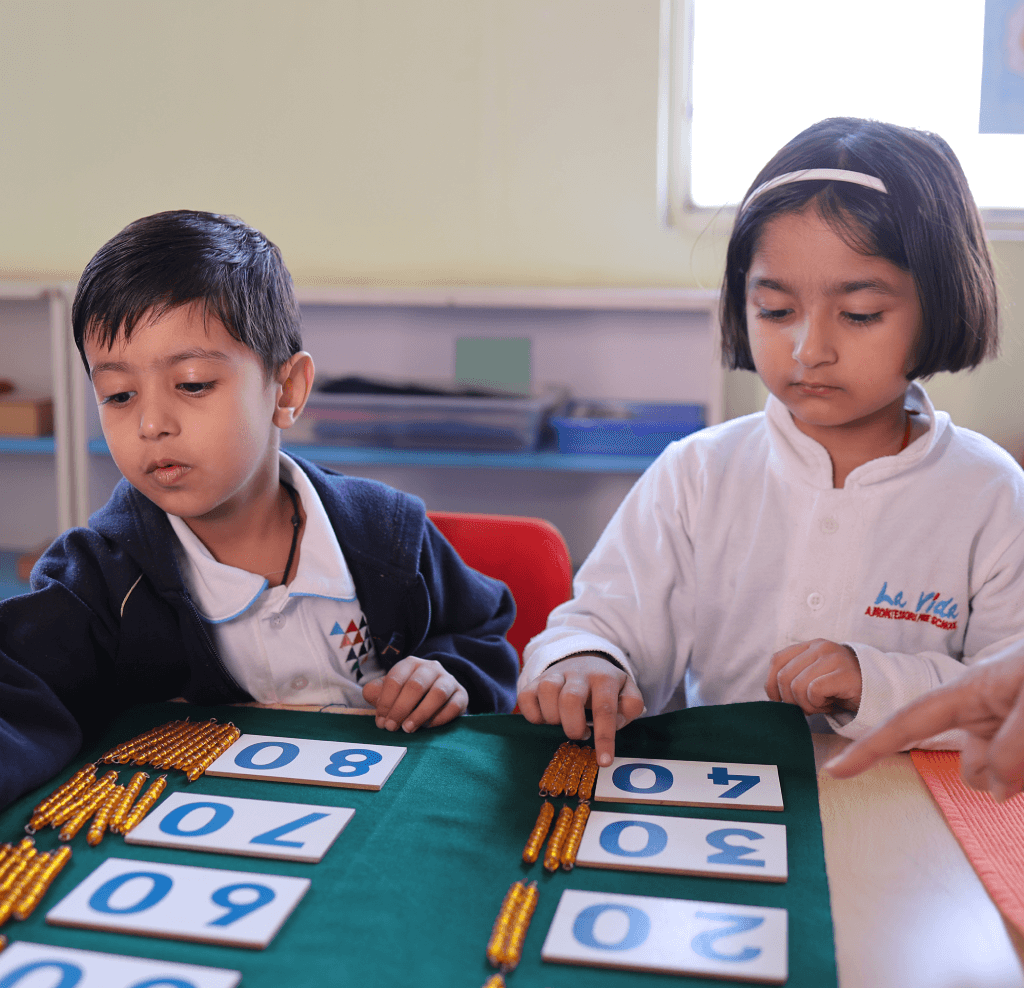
362, 656, 468, 733
518, 654, 645, 768
765, 639, 862, 715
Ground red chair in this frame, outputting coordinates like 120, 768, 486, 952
427, 510, 573, 663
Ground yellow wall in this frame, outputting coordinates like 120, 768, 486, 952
1, 0, 1022, 452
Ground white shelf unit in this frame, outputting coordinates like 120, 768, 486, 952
0, 282, 82, 551
73, 286, 723, 564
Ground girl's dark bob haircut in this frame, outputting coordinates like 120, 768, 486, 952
73, 210, 302, 378
720, 117, 998, 379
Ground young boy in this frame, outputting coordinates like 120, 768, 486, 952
0, 210, 518, 809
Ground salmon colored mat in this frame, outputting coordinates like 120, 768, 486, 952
912, 749, 1024, 935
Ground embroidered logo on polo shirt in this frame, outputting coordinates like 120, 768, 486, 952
863, 582, 959, 630
329, 615, 377, 681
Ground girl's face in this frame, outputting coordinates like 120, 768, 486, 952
745, 206, 922, 443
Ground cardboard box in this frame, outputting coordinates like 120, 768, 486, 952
0, 393, 53, 436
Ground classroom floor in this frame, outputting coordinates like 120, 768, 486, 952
0, 549, 31, 600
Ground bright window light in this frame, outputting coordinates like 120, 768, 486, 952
689, 0, 1023, 213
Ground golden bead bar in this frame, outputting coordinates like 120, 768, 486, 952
486, 880, 527, 968
121, 775, 168, 833
537, 741, 573, 795
498, 881, 539, 972
12, 845, 72, 921
521, 800, 555, 865
542, 804, 574, 873
559, 802, 591, 871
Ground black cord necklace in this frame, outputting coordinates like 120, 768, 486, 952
280, 481, 302, 586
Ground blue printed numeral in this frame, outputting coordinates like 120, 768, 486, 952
705, 828, 765, 867
707, 766, 760, 798
0, 960, 205, 988
598, 820, 668, 858
611, 762, 673, 794
0, 965, 203, 988
251, 812, 329, 848
233, 741, 382, 778
691, 911, 764, 962
86, 869, 276, 927
573, 903, 652, 951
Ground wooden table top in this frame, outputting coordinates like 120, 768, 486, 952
814, 733, 1024, 988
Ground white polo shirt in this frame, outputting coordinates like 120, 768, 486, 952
168, 453, 385, 707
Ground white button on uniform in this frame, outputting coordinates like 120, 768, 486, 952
291, 675, 309, 691
269, 613, 285, 630
820, 517, 839, 534
807, 592, 824, 610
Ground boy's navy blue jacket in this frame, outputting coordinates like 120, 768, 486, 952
0, 456, 518, 809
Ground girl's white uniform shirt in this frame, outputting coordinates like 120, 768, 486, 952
168, 453, 385, 708
520, 384, 1024, 744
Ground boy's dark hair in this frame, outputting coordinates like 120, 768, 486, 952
720, 117, 998, 379
73, 210, 302, 377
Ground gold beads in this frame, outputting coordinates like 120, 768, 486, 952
57, 772, 118, 842
86, 785, 126, 847
121, 775, 168, 834
108, 771, 149, 835
99, 718, 239, 781
559, 802, 591, 871
0, 842, 73, 928
12, 845, 72, 921
577, 749, 599, 801
521, 801, 554, 865
501, 881, 539, 971
538, 742, 573, 796
542, 805, 574, 873
563, 745, 591, 798
486, 880, 539, 973
26, 764, 97, 833
480, 976, 505, 988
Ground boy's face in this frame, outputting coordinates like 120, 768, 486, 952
86, 304, 289, 521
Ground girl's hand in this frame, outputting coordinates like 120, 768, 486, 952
362, 656, 468, 733
517, 654, 645, 768
765, 639, 862, 715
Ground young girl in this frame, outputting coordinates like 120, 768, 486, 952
519, 117, 1024, 766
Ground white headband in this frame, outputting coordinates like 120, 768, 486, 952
741, 168, 888, 212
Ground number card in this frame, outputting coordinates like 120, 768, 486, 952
46, 857, 310, 949
124, 792, 355, 863
0, 941, 241, 988
541, 889, 788, 984
575, 810, 788, 881
595, 757, 784, 811
204, 733, 405, 790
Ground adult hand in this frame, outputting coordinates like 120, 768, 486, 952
518, 653, 645, 767
825, 652, 1024, 801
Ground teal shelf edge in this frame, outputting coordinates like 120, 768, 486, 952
0, 436, 55, 454
86, 437, 655, 473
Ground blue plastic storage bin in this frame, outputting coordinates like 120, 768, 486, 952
550, 400, 705, 455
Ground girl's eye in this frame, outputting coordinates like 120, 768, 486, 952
757, 307, 791, 322
178, 381, 214, 394
101, 391, 135, 406
844, 311, 883, 325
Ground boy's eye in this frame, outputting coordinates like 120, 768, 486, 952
178, 381, 214, 394
101, 391, 135, 406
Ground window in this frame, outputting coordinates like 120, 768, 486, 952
659, 0, 1024, 236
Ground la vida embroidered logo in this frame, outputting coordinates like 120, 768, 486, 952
864, 582, 959, 630
329, 615, 375, 681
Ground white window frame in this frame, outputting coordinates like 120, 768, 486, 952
657, 0, 1024, 240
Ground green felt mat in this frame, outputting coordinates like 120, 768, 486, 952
0, 701, 836, 987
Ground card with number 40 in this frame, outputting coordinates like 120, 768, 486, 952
595, 756, 784, 810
